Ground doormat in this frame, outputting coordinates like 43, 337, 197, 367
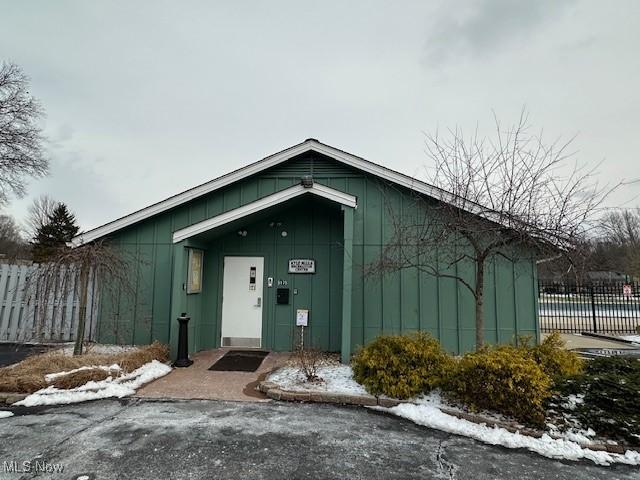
208, 350, 270, 372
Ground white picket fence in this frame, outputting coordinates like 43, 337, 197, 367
0, 263, 99, 343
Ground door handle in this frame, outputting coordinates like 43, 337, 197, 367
255, 297, 261, 307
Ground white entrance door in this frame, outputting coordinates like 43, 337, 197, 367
221, 256, 264, 348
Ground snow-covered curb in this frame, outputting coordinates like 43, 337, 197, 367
266, 365, 640, 466
379, 402, 640, 466
0, 411, 14, 419
14, 360, 171, 407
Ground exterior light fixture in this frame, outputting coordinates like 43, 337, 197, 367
301, 175, 313, 188
281, 231, 288, 237
237, 229, 248, 237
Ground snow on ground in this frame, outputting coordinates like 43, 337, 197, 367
14, 360, 171, 407
268, 365, 640, 467
547, 423, 597, 445
0, 411, 14, 419
562, 394, 585, 411
620, 335, 640, 344
56, 344, 137, 356
267, 365, 368, 396
380, 401, 640, 467
45, 364, 121, 382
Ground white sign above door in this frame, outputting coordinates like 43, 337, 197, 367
288, 259, 315, 273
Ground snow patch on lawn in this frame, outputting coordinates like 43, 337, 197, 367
562, 394, 585, 411
14, 360, 171, 407
546, 423, 597, 445
381, 402, 640, 466
268, 365, 368, 396
0, 411, 14, 419
44, 364, 121, 382
620, 335, 640, 344
55, 344, 137, 356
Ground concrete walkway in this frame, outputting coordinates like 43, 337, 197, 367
543, 333, 637, 350
136, 349, 291, 402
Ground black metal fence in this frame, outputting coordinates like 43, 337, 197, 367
538, 281, 640, 334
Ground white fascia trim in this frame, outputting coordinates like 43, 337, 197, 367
172, 183, 357, 244
309, 143, 487, 217
71, 140, 317, 246
72, 138, 485, 247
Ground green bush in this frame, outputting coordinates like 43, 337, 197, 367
555, 356, 640, 443
526, 332, 584, 382
446, 346, 552, 426
351, 332, 577, 427
351, 332, 453, 399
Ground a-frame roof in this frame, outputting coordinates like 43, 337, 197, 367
71, 138, 459, 246
172, 182, 357, 244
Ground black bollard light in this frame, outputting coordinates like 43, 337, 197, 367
173, 312, 193, 367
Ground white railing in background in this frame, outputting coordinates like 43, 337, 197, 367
0, 263, 98, 343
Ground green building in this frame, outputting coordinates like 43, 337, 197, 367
73, 139, 539, 362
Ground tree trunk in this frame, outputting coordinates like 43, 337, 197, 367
73, 264, 90, 356
475, 258, 485, 350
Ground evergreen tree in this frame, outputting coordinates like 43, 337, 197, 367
32, 203, 79, 262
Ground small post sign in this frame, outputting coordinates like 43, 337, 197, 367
296, 309, 309, 327
288, 259, 315, 274
296, 309, 309, 349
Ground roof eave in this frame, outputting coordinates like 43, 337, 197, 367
71, 139, 489, 246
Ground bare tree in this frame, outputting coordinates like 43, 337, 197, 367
369, 111, 618, 350
536, 238, 594, 285
25, 194, 58, 240
0, 213, 29, 259
0, 62, 48, 205
29, 240, 136, 355
599, 209, 640, 248
596, 208, 640, 278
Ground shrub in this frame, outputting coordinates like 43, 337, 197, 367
555, 356, 640, 443
526, 332, 584, 382
352, 332, 453, 399
293, 345, 325, 383
446, 346, 551, 426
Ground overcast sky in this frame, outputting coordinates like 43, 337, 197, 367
1, 0, 639, 232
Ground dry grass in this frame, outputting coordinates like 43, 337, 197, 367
50, 368, 112, 389
0, 341, 169, 394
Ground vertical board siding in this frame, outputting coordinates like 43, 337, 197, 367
98, 152, 539, 354
187, 198, 345, 352
0, 263, 98, 343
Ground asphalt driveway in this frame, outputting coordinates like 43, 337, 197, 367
0, 343, 51, 368
0, 399, 637, 480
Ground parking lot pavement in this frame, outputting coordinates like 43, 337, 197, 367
0, 399, 638, 480
0, 343, 51, 367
